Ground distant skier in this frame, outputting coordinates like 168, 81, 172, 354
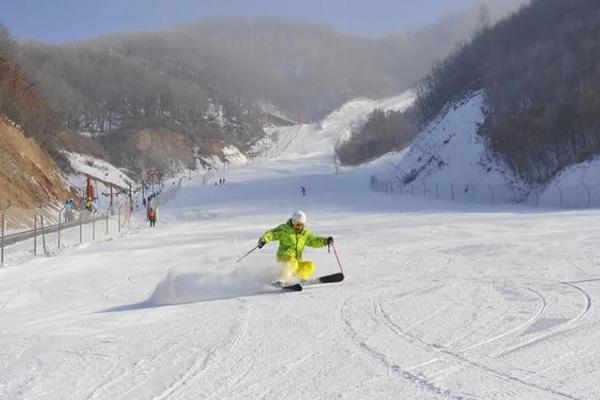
301, 186, 306, 196
64, 197, 74, 209
84, 197, 93, 212
64, 197, 74, 222
258, 210, 333, 284
148, 207, 156, 227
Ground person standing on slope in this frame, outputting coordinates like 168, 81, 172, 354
258, 210, 333, 284
148, 207, 157, 227
84, 197, 94, 212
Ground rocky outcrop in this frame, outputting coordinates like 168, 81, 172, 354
0, 118, 70, 228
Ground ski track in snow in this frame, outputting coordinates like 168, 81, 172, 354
2, 93, 600, 399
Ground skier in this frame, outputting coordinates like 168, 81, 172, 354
84, 197, 93, 212
65, 197, 74, 209
258, 210, 333, 284
64, 197, 74, 222
148, 207, 156, 227
301, 186, 306, 196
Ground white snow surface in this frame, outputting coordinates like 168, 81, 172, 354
2, 94, 600, 400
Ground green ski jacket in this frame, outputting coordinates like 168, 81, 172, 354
261, 220, 328, 261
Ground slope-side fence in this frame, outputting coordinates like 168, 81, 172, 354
1, 178, 186, 266
370, 175, 600, 209
0, 200, 133, 266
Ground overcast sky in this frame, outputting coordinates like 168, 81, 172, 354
1, 0, 493, 43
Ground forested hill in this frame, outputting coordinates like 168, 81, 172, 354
1, 25, 102, 168
0, 25, 93, 221
419, 0, 600, 184
15, 7, 517, 173
343, 0, 600, 186
17, 20, 393, 172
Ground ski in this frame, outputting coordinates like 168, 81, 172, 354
302, 273, 345, 286
317, 272, 344, 284
272, 282, 303, 292
271, 273, 343, 292
281, 283, 303, 292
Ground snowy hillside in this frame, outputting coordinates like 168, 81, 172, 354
65, 152, 137, 209
66, 152, 135, 190
372, 91, 600, 209
200, 145, 249, 170
2, 93, 600, 400
538, 157, 600, 208
377, 92, 529, 204
258, 91, 415, 160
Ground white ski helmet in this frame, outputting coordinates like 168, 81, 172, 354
291, 210, 307, 225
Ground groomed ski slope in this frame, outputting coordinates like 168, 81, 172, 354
2, 96, 600, 399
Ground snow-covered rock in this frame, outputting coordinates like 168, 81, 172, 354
66, 152, 134, 190
381, 91, 527, 204
195, 145, 249, 185
222, 145, 248, 165
64, 152, 138, 209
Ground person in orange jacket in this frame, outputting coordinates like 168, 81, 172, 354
148, 207, 156, 227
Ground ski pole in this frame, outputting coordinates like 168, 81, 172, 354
236, 245, 258, 263
331, 244, 345, 275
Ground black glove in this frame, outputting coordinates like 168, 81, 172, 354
326, 236, 334, 245
258, 238, 266, 249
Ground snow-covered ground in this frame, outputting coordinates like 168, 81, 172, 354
539, 157, 600, 208
2, 94, 600, 399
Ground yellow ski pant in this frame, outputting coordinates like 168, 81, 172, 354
278, 257, 316, 281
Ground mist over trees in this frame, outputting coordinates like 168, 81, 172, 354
0, 23, 58, 146
336, 0, 530, 165
414, 0, 600, 184
18, 20, 395, 140
0, 22, 102, 169
342, 0, 600, 186
379, 0, 528, 89
18, 19, 402, 172
9, 1, 529, 173
16, 7, 520, 134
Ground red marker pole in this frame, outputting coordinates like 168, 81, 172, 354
331, 244, 345, 275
